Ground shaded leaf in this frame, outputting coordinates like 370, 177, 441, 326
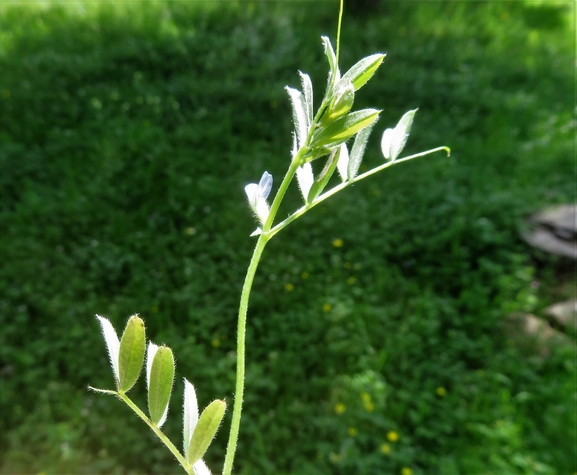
118, 315, 146, 393
148, 345, 175, 427
187, 399, 227, 465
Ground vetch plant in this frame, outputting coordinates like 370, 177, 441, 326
90, 2, 449, 474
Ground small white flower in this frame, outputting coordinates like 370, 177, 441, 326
245, 171, 273, 226
96, 315, 120, 383
183, 379, 212, 475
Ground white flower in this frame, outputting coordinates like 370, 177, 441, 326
183, 379, 212, 475
245, 171, 273, 226
96, 315, 120, 383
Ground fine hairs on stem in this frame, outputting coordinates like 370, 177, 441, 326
90, 1, 449, 474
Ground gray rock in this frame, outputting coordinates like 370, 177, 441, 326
523, 204, 576, 259
543, 299, 576, 331
505, 312, 571, 357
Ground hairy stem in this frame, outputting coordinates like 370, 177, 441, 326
116, 392, 193, 475
222, 233, 269, 475
268, 146, 450, 239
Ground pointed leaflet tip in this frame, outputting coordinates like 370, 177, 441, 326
183, 379, 200, 459
339, 53, 386, 91
96, 315, 120, 384
298, 71, 313, 129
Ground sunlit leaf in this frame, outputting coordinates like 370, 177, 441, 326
348, 120, 377, 179
296, 162, 314, 202
381, 109, 417, 161
340, 53, 385, 91
313, 108, 380, 148
285, 86, 308, 149
299, 71, 313, 129
325, 79, 354, 122
96, 315, 120, 384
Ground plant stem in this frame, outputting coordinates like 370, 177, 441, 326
336, 0, 344, 64
116, 391, 193, 475
267, 146, 450, 239
222, 233, 269, 475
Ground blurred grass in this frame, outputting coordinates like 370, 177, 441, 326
0, 1, 575, 474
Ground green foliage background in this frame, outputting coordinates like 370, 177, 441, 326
0, 1, 574, 474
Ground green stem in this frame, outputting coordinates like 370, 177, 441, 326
267, 146, 450, 239
115, 391, 193, 475
336, 0, 344, 65
222, 233, 269, 475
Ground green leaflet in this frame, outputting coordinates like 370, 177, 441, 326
148, 346, 175, 426
307, 145, 342, 202
339, 53, 385, 91
348, 120, 378, 180
313, 108, 380, 149
117, 315, 146, 393
187, 399, 227, 465
321, 36, 339, 82
325, 79, 355, 122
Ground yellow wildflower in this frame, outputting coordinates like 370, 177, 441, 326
211, 338, 220, 348
436, 387, 447, 396
332, 238, 344, 248
334, 403, 346, 415
401, 468, 413, 475
387, 431, 399, 442
347, 427, 358, 437
364, 401, 375, 412
380, 443, 391, 454
285, 283, 294, 291
323, 303, 332, 313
